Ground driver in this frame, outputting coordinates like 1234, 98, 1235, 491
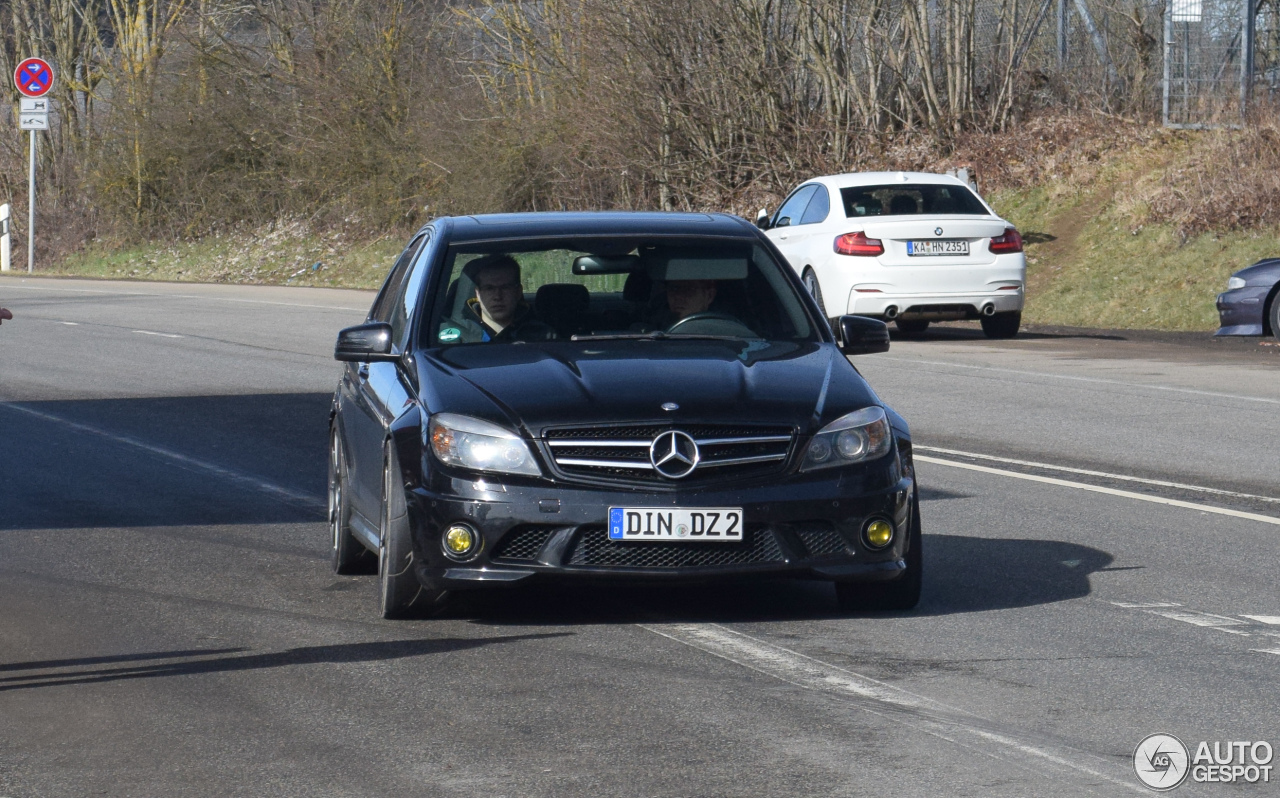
665, 280, 717, 321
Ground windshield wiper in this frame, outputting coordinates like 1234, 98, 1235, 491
570, 331, 666, 341
569, 331, 750, 342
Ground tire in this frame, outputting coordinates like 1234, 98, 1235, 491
378, 443, 440, 618
895, 319, 929, 334
802, 268, 828, 319
1269, 292, 1280, 342
330, 427, 372, 575
835, 488, 923, 612
981, 310, 1020, 339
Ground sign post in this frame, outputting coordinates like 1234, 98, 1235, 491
14, 57, 54, 274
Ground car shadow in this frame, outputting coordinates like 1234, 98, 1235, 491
0, 393, 332, 530
889, 325, 1126, 342
0, 634, 571, 692
451, 534, 1114, 625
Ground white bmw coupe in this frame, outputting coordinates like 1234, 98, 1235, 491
759, 172, 1026, 338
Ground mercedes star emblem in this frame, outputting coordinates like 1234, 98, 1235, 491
649, 430, 700, 479
934, 227, 944, 236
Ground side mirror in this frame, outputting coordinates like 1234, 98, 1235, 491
755, 208, 771, 230
835, 315, 890, 356
335, 322, 397, 362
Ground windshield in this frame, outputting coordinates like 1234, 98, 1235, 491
840, 184, 990, 217
422, 238, 815, 348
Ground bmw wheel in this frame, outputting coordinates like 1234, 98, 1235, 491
980, 311, 1020, 339
330, 427, 371, 575
802, 268, 828, 319
1269, 293, 1280, 342
835, 486, 923, 612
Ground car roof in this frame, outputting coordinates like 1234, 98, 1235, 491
429, 211, 757, 243
807, 171, 971, 190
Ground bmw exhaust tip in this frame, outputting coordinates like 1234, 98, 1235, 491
980, 303, 996, 317
884, 305, 899, 320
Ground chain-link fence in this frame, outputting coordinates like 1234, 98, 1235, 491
1164, 0, 1253, 126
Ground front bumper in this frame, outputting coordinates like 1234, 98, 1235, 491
848, 289, 1024, 320
405, 461, 914, 591
1215, 287, 1270, 336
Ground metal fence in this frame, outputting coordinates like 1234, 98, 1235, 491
1164, 0, 1253, 126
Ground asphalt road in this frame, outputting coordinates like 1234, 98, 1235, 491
1, 276, 1277, 797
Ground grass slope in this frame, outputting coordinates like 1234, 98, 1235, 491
19, 130, 1280, 332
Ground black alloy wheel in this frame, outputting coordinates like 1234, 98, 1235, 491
378, 443, 444, 618
980, 310, 1021, 339
835, 486, 923, 612
802, 269, 828, 318
1269, 293, 1280, 342
330, 427, 371, 575
895, 319, 929, 334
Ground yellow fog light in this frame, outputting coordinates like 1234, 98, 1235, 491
442, 524, 478, 559
863, 519, 894, 549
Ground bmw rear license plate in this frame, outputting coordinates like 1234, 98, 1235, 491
907, 239, 969, 256
608, 507, 744, 542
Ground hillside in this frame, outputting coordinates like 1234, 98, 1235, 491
22, 121, 1280, 333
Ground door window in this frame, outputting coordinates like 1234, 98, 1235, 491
773, 185, 818, 228
799, 186, 831, 225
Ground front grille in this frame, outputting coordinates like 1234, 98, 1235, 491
566, 526, 785, 568
491, 526, 557, 561
545, 423, 794, 486
788, 521, 852, 558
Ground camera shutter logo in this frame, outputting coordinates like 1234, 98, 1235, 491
1134, 734, 1190, 791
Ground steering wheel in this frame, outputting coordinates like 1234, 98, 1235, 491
665, 311, 757, 338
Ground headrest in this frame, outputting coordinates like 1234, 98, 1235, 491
623, 270, 652, 303
535, 283, 590, 318
889, 195, 917, 215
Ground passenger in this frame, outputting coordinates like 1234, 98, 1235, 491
439, 254, 553, 343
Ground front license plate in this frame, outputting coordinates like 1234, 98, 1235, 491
608, 507, 744, 542
907, 239, 969, 256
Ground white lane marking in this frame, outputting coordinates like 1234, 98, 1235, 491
132, 329, 184, 339
0, 402, 324, 509
639, 622, 1142, 793
916, 445, 1280, 505
916, 455, 1280, 527
1249, 647, 1280, 655
59, 321, 79, 325
5, 282, 366, 312
1242, 615, 1280, 625
1145, 609, 1251, 635
877, 356, 1280, 406
1110, 601, 1182, 609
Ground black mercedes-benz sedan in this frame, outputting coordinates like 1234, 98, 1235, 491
329, 212, 920, 618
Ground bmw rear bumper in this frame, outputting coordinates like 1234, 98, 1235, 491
848, 289, 1024, 320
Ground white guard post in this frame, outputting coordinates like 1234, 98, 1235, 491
0, 203, 10, 272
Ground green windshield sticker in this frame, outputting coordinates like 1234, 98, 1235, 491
439, 327, 461, 343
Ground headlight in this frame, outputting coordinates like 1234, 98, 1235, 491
428, 413, 541, 477
800, 406, 892, 472
1227, 276, 1247, 290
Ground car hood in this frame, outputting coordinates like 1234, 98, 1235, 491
417, 340, 880, 437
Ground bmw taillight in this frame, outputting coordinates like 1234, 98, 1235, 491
989, 227, 1023, 254
834, 232, 884, 256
